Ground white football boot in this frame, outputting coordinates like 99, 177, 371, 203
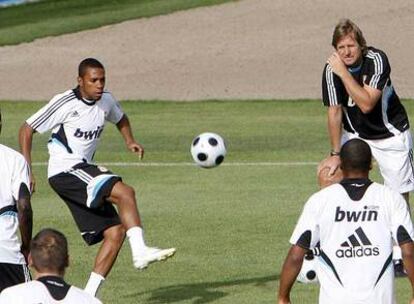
133, 247, 176, 270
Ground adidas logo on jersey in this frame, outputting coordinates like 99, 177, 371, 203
335, 227, 379, 258
334, 206, 378, 222
74, 126, 104, 140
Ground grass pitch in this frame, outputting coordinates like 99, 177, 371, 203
0, 0, 236, 46
0, 100, 413, 303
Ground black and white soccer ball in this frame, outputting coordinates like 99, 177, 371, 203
191, 132, 226, 168
297, 252, 319, 284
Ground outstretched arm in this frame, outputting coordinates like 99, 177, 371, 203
19, 123, 36, 192
277, 245, 307, 304
116, 115, 144, 159
16, 184, 32, 262
327, 52, 381, 113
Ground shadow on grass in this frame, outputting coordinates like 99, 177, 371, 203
127, 274, 279, 303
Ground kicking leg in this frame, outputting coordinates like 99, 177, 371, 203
108, 181, 176, 270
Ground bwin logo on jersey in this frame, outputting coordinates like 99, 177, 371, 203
334, 206, 378, 222
74, 126, 104, 140
336, 227, 380, 258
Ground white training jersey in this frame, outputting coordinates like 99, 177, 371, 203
26, 87, 124, 177
0, 144, 30, 264
0, 280, 102, 304
290, 178, 414, 304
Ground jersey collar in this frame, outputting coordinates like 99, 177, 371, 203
73, 86, 97, 106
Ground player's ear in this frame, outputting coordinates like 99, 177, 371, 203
28, 253, 33, 267
77, 76, 83, 87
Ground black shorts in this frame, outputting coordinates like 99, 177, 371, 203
0, 263, 31, 292
49, 163, 122, 245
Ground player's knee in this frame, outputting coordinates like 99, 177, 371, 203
112, 182, 136, 205
318, 167, 343, 189
104, 225, 125, 245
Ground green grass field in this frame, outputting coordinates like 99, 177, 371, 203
0, 0, 235, 46
1, 100, 413, 303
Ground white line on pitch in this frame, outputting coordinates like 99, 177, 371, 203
32, 161, 318, 167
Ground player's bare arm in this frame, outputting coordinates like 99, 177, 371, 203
16, 184, 32, 261
318, 105, 342, 180
327, 52, 381, 113
277, 245, 307, 304
18, 123, 36, 192
400, 242, 414, 302
116, 115, 144, 159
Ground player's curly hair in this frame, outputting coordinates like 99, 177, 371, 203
340, 139, 372, 172
332, 19, 367, 56
30, 228, 69, 274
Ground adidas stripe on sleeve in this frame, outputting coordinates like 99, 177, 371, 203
26, 90, 75, 134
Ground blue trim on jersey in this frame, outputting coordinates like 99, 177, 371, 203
90, 175, 114, 208
348, 64, 362, 74
0, 211, 17, 217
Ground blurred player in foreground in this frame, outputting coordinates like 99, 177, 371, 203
19, 58, 175, 297
0, 228, 101, 303
278, 139, 414, 304
0, 109, 32, 292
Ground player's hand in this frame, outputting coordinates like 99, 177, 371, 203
317, 156, 343, 188
317, 155, 341, 177
127, 141, 144, 160
29, 171, 36, 193
327, 52, 348, 78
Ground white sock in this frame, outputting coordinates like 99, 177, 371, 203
84, 272, 105, 297
393, 245, 402, 261
127, 226, 147, 257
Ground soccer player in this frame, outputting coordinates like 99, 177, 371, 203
278, 139, 414, 304
18, 58, 176, 296
318, 18, 413, 274
0, 228, 101, 303
0, 109, 32, 292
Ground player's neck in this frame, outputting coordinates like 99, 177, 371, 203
342, 171, 369, 180
36, 271, 64, 280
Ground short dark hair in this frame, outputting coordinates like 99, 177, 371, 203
332, 19, 367, 56
0, 108, 2, 135
30, 228, 69, 274
78, 58, 104, 77
340, 139, 372, 172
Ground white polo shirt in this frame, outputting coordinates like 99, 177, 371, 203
290, 179, 414, 304
26, 88, 124, 178
0, 144, 30, 264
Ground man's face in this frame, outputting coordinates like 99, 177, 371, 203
78, 67, 105, 101
335, 34, 362, 67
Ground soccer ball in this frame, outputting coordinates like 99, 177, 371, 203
296, 252, 319, 284
191, 132, 226, 168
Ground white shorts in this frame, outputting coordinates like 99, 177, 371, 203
342, 130, 414, 194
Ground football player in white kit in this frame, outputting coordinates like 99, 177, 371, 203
0, 110, 32, 292
0, 228, 101, 303
19, 58, 176, 297
278, 139, 414, 304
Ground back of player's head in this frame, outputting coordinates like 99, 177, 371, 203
340, 139, 372, 173
332, 18, 367, 55
78, 58, 104, 77
30, 228, 69, 274
0, 108, 2, 135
